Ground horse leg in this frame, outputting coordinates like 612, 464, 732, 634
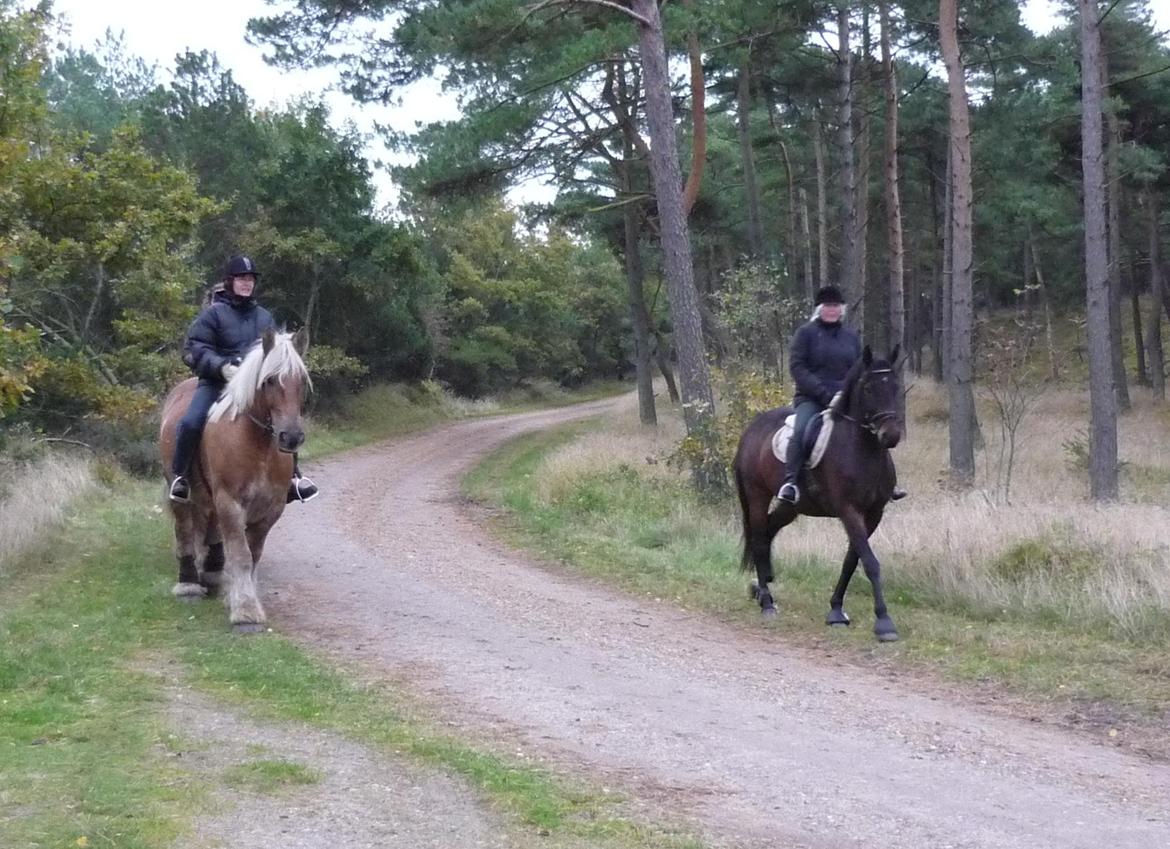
215, 496, 266, 633
749, 500, 793, 619
826, 546, 859, 626
201, 523, 225, 598
840, 506, 897, 642
170, 504, 206, 601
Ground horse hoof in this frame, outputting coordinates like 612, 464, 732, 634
172, 582, 207, 600
874, 618, 899, 642
826, 609, 851, 627
232, 622, 266, 634
761, 606, 778, 620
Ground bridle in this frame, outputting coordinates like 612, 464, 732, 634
246, 411, 276, 437
838, 367, 898, 436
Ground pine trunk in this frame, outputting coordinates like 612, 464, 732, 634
837, 6, 861, 305
632, 0, 720, 490
737, 64, 764, 258
1104, 67, 1130, 411
1147, 192, 1165, 401
940, 0, 975, 487
1080, 0, 1120, 500
880, 0, 905, 425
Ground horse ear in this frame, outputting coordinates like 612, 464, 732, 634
890, 343, 901, 366
862, 345, 873, 366
261, 326, 275, 356
292, 326, 310, 356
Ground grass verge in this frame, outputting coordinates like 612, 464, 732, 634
0, 382, 699, 849
464, 412, 1170, 757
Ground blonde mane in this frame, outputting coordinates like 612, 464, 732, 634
208, 332, 311, 423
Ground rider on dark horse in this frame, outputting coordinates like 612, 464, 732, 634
168, 255, 319, 505
771, 285, 907, 512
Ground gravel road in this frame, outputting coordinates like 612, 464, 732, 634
256, 396, 1170, 848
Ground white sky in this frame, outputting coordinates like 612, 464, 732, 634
40, 0, 1170, 213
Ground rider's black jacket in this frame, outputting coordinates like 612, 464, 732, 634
182, 290, 275, 385
789, 317, 861, 407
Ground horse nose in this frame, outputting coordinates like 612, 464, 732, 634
879, 424, 902, 448
279, 429, 305, 453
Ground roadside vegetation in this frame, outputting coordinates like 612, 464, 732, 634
0, 380, 693, 849
466, 380, 1170, 754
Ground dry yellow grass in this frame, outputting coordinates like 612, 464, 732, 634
534, 380, 1170, 634
0, 452, 96, 573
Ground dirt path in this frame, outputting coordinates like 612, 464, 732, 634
262, 397, 1170, 849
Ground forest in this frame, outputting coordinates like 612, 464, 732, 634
3, 0, 1169, 500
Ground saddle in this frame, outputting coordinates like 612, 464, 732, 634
771, 409, 836, 470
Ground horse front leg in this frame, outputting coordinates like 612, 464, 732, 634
200, 524, 225, 598
839, 506, 897, 642
215, 496, 266, 633
826, 546, 859, 626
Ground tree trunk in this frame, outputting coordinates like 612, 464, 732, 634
837, 6, 862, 306
857, 2, 873, 338
623, 182, 657, 425
1028, 237, 1060, 381
1080, 0, 1120, 500
1146, 192, 1165, 401
814, 115, 830, 290
681, 0, 706, 216
1132, 274, 1148, 386
776, 132, 800, 288
736, 63, 764, 258
879, 0, 905, 425
632, 0, 720, 490
799, 187, 814, 300
928, 145, 945, 382
940, 0, 975, 487
1104, 63, 1130, 411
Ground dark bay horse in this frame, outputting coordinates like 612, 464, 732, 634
732, 346, 903, 641
159, 327, 310, 632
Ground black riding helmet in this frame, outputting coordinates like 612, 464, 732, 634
814, 284, 844, 306
223, 255, 261, 299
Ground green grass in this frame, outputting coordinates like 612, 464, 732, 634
223, 759, 322, 793
0, 381, 701, 849
466, 425, 1170, 749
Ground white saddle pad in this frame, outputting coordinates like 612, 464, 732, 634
771, 410, 835, 470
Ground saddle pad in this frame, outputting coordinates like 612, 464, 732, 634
771, 411, 835, 470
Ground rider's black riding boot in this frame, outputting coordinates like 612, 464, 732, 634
169, 423, 200, 503
770, 426, 808, 513
287, 454, 319, 504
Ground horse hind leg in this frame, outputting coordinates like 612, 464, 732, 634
748, 502, 792, 619
170, 504, 207, 601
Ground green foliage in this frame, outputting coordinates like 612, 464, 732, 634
0, 310, 44, 418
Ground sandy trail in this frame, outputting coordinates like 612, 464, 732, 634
261, 397, 1170, 848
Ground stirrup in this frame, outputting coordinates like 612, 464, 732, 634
769, 483, 799, 514
288, 475, 319, 504
169, 476, 191, 504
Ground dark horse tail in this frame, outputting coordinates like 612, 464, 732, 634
733, 439, 753, 572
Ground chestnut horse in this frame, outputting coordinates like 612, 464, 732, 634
159, 327, 310, 632
732, 346, 903, 641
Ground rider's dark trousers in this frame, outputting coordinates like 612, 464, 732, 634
783, 400, 824, 486
172, 382, 221, 477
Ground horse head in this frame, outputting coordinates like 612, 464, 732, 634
208, 326, 311, 453
852, 344, 902, 449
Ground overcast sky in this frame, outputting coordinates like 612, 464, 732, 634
42, 0, 1170, 212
